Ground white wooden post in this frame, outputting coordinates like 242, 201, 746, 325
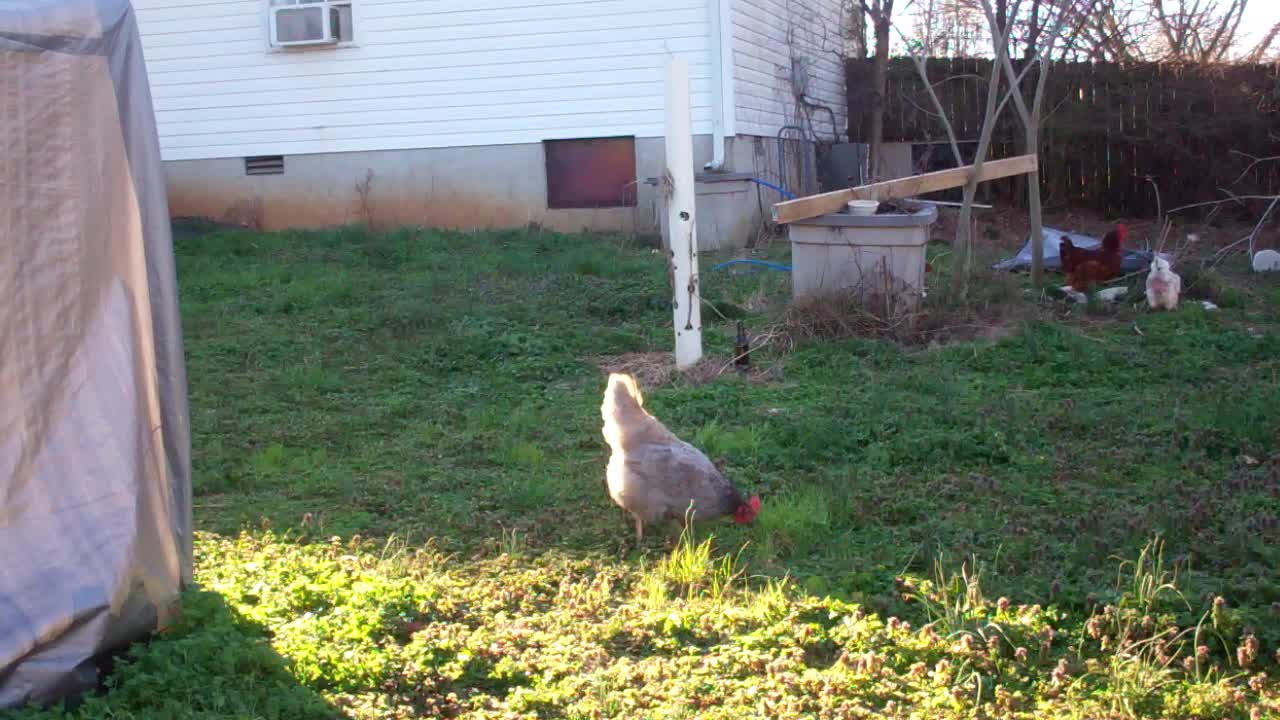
665, 56, 703, 369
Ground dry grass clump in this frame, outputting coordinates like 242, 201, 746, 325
771, 266, 1029, 350
773, 289, 917, 349
914, 268, 1029, 345
597, 352, 683, 388
596, 352, 780, 388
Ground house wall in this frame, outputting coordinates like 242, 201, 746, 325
135, 0, 838, 244
167, 134, 789, 247
731, 0, 848, 143
132, 0, 717, 161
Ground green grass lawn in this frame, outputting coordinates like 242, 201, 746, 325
10, 223, 1280, 719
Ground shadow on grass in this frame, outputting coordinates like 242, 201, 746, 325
7, 589, 344, 720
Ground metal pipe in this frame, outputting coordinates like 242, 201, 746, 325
777, 125, 808, 195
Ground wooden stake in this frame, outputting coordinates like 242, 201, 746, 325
665, 57, 702, 370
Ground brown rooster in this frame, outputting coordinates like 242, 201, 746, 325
1066, 260, 1114, 292
601, 373, 760, 541
1060, 224, 1127, 279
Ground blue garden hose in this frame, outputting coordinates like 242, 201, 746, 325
709, 259, 792, 273
707, 177, 794, 274
748, 178, 795, 199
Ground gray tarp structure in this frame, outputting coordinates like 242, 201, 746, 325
1, 0, 191, 707
993, 226, 1166, 272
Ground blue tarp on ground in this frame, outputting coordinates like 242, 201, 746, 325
994, 227, 1165, 272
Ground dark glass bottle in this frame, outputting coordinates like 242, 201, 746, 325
735, 321, 750, 371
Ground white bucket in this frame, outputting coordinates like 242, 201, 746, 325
847, 199, 879, 216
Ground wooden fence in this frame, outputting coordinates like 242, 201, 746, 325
845, 58, 1280, 217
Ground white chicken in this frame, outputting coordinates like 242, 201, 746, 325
601, 373, 760, 541
1145, 255, 1181, 311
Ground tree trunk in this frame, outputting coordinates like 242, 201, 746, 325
1023, 0, 1042, 61
953, 11, 1010, 299
867, 15, 891, 179
1026, 124, 1044, 285
851, 5, 869, 60
1027, 51, 1054, 287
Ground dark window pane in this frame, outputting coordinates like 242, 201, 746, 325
332, 5, 353, 42
275, 6, 324, 42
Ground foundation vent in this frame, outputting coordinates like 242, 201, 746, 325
245, 155, 284, 176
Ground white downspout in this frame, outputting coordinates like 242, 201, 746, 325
705, 0, 735, 171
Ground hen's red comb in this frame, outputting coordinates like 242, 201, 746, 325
748, 495, 761, 512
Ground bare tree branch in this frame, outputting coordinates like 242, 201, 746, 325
1247, 195, 1280, 257
1167, 194, 1280, 214
950, 0, 1020, 297
891, 24, 966, 165
1246, 20, 1280, 62
1150, 0, 1250, 63
1229, 150, 1280, 186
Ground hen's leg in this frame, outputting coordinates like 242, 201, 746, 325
668, 518, 687, 544
635, 517, 643, 542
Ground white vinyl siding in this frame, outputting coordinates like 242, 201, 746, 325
134, 0, 715, 161
731, 0, 847, 141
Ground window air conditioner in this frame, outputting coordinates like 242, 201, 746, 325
269, 1, 340, 47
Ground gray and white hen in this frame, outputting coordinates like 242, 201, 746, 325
601, 372, 760, 541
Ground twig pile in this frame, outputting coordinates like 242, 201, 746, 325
772, 289, 921, 350
596, 352, 778, 389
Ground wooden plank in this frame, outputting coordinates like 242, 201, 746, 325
771, 154, 1038, 224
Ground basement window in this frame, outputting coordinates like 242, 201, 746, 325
245, 155, 284, 175
544, 137, 638, 209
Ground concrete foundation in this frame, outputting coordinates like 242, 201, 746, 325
165, 134, 819, 250
656, 172, 764, 252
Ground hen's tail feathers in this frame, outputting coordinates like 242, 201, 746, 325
1102, 225, 1128, 252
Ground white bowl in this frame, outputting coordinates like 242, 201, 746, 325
847, 199, 879, 216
